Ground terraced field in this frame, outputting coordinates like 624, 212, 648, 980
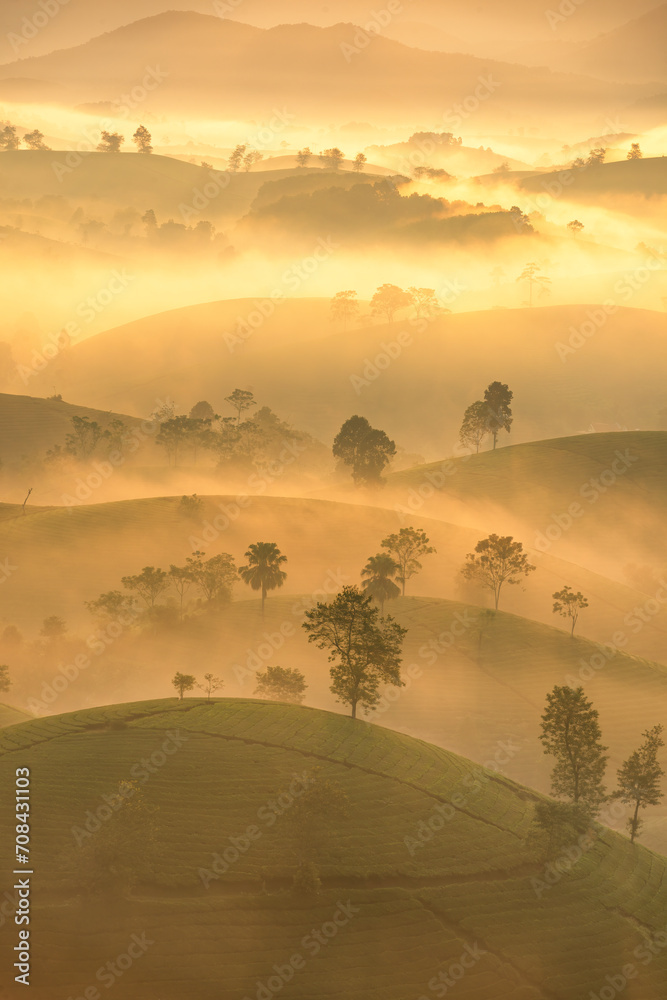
0, 700, 665, 999
0, 703, 30, 728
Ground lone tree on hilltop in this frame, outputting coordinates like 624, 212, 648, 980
540, 685, 608, 815
198, 673, 224, 701
361, 553, 400, 613
239, 542, 287, 614
552, 586, 589, 637
255, 665, 307, 704
303, 585, 406, 719
613, 725, 665, 844
483, 381, 513, 449
461, 534, 535, 610
23, 129, 50, 150
132, 125, 153, 153
333, 415, 396, 488
627, 143, 643, 160
172, 672, 196, 699
380, 526, 435, 597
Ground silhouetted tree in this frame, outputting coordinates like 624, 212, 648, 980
627, 143, 643, 160
540, 686, 608, 814
185, 550, 237, 606
370, 283, 412, 322
23, 129, 49, 150
66, 415, 106, 460
243, 150, 263, 171
459, 400, 489, 454
0, 125, 19, 150
303, 586, 406, 718
567, 220, 584, 237
461, 534, 535, 610
361, 553, 400, 612
381, 527, 435, 596
228, 144, 247, 171
516, 262, 551, 308
198, 673, 224, 701
553, 586, 589, 637
296, 147, 312, 168
353, 152, 368, 172
613, 726, 665, 843
319, 148, 345, 170
255, 666, 307, 704
0, 664, 11, 692
121, 567, 170, 608
225, 388, 256, 426
333, 415, 396, 487
408, 287, 440, 318
172, 672, 196, 699
97, 131, 124, 153
239, 542, 287, 613
484, 381, 513, 449
330, 290, 360, 328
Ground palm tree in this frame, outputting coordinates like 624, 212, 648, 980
239, 542, 288, 614
361, 553, 401, 613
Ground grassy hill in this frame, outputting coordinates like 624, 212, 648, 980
0, 702, 30, 727
520, 157, 667, 199
385, 430, 667, 567
26, 302, 667, 456
0, 698, 665, 998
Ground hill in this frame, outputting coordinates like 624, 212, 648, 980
33, 302, 667, 456
0, 698, 665, 998
0, 13, 651, 126
0, 702, 30, 727
561, 4, 667, 83
520, 157, 667, 200
385, 430, 667, 569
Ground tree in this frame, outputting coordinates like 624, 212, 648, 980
361, 554, 400, 613
172, 672, 196, 699
254, 666, 307, 704
198, 673, 224, 701
333, 415, 396, 488
303, 586, 406, 719
483, 381, 513, 450
330, 290, 359, 329
459, 400, 489, 454
155, 416, 195, 466
121, 567, 170, 608
370, 284, 412, 322
189, 400, 216, 420
104, 418, 128, 458
40, 616, 67, 640
66, 415, 106, 460
587, 147, 606, 166
461, 534, 535, 610
225, 388, 256, 426
185, 551, 237, 606
296, 147, 312, 168
552, 586, 589, 637
0, 125, 19, 150
169, 565, 194, 618
228, 144, 247, 171
23, 130, 50, 150
380, 527, 435, 596
353, 152, 367, 172
142, 208, 158, 234
132, 125, 153, 153
407, 287, 440, 318
319, 148, 344, 170
0, 664, 10, 693
239, 542, 287, 613
627, 143, 643, 160
516, 262, 551, 308
243, 150, 263, 171
97, 131, 124, 153
567, 220, 584, 237
530, 800, 593, 860
540, 686, 608, 813
85, 591, 136, 624
614, 726, 665, 844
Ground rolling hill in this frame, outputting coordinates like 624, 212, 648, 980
520, 156, 667, 200
0, 13, 653, 126
0, 702, 30, 727
0, 698, 665, 998
30, 301, 667, 458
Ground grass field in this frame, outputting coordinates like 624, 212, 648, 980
0, 702, 30, 727
0, 699, 664, 999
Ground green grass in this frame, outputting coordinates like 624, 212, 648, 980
0, 699, 664, 999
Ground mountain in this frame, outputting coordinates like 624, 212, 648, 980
0, 698, 666, 998
0, 13, 653, 127
561, 4, 667, 83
